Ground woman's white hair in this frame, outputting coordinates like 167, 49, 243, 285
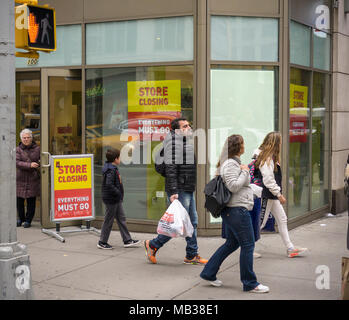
20, 128, 33, 139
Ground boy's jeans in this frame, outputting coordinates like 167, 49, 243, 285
150, 191, 198, 259
200, 206, 259, 291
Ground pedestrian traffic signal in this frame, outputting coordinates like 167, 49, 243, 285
15, 4, 56, 52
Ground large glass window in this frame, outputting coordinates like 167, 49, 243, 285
16, 77, 40, 146
311, 72, 330, 209
290, 21, 311, 67
289, 17, 331, 217
86, 17, 194, 65
313, 31, 331, 71
15, 25, 82, 68
86, 66, 193, 220
211, 16, 279, 62
289, 68, 311, 218
210, 66, 278, 222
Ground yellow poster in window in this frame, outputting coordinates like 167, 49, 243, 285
127, 80, 181, 112
290, 84, 308, 115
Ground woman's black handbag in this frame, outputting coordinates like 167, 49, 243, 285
204, 175, 232, 218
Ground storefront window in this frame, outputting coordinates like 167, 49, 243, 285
290, 21, 311, 67
16, 78, 41, 146
15, 25, 82, 68
86, 17, 193, 65
211, 16, 278, 62
313, 31, 331, 71
86, 66, 193, 220
289, 68, 311, 218
48, 76, 82, 155
210, 66, 278, 223
312, 72, 330, 209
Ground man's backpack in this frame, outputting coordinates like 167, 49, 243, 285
154, 131, 175, 177
248, 159, 262, 186
154, 147, 166, 177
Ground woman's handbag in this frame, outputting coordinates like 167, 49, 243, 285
204, 175, 232, 218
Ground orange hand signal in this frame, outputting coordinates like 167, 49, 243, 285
28, 13, 39, 43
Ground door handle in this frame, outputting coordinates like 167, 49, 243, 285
41, 151, 52, 168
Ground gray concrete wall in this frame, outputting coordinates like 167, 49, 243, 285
331, 1, 349, 213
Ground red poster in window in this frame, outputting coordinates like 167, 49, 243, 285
127, 112, 181, 141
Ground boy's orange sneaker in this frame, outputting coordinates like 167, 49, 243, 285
184, 255, 208, 265
144, 240, 158, 264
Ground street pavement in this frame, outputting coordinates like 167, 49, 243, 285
16, 211, 349, 300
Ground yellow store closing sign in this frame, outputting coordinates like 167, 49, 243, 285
127, 80, 181, 113
51, 154, 94, 222
290, 84, 308, 115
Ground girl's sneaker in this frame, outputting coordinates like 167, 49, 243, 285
287, 247, 308, 258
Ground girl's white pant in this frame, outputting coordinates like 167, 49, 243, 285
260, 199, 294, 251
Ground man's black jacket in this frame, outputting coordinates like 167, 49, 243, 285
163, 130, 196, 196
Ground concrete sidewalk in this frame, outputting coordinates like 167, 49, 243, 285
16, 211, 349, 300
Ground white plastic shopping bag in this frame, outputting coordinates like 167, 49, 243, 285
157, 199, 193, 238
181, 204, 194, 238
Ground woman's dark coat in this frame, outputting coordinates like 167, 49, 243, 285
16, 142, 40, 198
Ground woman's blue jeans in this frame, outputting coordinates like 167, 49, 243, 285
200, 206, 259, 291
150, 191, 198, 259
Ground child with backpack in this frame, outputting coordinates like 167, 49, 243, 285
97, 148, 140, 249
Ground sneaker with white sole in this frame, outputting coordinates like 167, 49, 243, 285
124, 239, 140, 248
249, 284, 270, 293
287, 247, 308, 258
97, 241, 113, 250
209, 279, 223, 287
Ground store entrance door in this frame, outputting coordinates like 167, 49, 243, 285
40, 69, 82, 228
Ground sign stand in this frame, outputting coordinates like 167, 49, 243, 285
42, 221, 100, 243
41, 153, 100, 242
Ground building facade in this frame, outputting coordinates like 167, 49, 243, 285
15, 0, 349, 235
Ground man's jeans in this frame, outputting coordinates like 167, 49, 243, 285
200, 206, 259, 291
150, 191, 198, 259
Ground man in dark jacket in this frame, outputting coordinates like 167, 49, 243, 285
144, 118, 208, 265
98, 148, 140, 249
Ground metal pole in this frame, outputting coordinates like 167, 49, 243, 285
0, 0, 33, 300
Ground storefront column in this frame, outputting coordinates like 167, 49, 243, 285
195, 0, 210, 235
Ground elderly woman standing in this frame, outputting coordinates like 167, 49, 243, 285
16, 129, 40, 228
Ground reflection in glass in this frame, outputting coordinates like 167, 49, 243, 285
209, 66, 278, 223
16, 25, 82, 68
48, 76, 82, 155
289, 68, 311, 218
16, 79, 41, 146
211, 16, 278, 62
290, 21, 311, 67
85, 66, 193, 220
313, 30, 331, 71
312, 72, 330, 209
86, 17, 193, 65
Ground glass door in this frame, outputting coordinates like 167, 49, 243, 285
41, 69, 82, 228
